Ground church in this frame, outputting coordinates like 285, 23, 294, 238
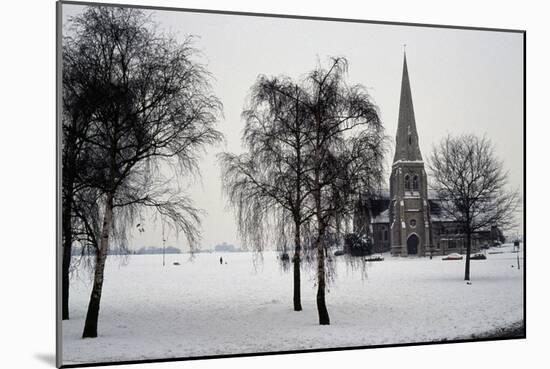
353, 53, 502, 256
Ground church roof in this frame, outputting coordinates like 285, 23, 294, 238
358, 191, 457, 224
372, 209, 389, 224
393, 52, 423, 163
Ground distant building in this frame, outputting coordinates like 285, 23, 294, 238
214, 242, 239, 252
354, 52, 500, 256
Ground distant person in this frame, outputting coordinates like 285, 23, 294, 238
220, 256, 223, 265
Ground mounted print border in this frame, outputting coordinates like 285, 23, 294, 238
56, 1, 526, 367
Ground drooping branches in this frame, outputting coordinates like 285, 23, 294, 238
300, 57, 387, 325
62, 6, 222, 337
221, 57, 388, 323
220, 76, 314, 311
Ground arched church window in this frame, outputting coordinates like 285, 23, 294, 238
412, 175, 419, 190
404, 174, 410, 190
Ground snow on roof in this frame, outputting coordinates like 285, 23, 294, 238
430, 214, 454, 222
372, 209, 389, 224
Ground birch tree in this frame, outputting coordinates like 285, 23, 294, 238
63, 6, 222, 338
222, 58, 386, 324
299, 58, 386, 324
220, 77, 314, 311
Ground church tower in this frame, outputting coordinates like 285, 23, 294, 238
389, 52, 430, 256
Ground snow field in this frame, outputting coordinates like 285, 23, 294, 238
62, 245, 524, 365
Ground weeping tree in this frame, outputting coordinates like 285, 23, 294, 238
298, 57, 386, 324
63, 6, 222, 338
220, 77, 314, 311
222, 57, 387, 324
61, 38, 104, 320
429, 134, 520, 281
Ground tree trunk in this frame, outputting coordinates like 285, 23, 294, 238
292, 225, 302, 311
293, 123, 303, 312
82, 192, 114, 338
62, 209, 72, 320
316, 229, 330, 325
464, 230, 472, 281
61, 175, 75, 320
313, 113, 329, 325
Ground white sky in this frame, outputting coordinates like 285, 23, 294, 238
62, 4, 524, 251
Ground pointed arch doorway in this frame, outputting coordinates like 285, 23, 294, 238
407, 234, 419, 255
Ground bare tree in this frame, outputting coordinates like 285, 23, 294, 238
220, 77, 314, 311
428, 134, 520, 281
61, 40, 102, 319
223, 58, 386, 324
63, 6, 222, 338
299, 57, 386, 324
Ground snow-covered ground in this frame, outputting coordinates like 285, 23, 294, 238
62, 244, 524, 365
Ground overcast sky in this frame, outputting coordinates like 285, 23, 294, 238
62, 4, 524, 251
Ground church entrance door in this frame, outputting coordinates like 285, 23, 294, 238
407, 234, 419, 255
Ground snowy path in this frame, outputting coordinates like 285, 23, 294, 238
62, 245, 524, 365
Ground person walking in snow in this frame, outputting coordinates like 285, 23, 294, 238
220, 256, 223, 265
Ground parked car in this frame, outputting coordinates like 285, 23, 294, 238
365, 254, 384, 262
442, 253, 463, 260
470, 253, 487, 260
334, 250, 345, 256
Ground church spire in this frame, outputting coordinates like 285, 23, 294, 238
393, 51, 423, 163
